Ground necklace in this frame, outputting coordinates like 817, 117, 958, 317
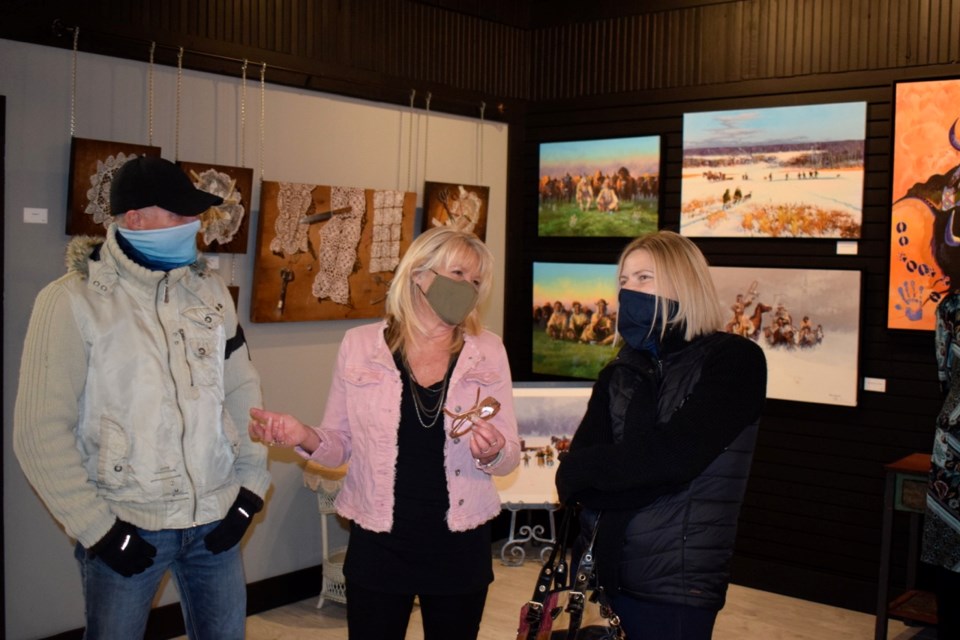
403, 356, 450, 429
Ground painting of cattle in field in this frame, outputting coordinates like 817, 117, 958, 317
711, 265, 861, 406
532, 261, 620, 380
887, 77, 960, 331
681, 102, 866, 238
538, 136, 660, 237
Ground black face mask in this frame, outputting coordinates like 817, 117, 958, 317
617, 288, 678, 354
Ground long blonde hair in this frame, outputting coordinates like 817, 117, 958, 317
616, 230, 724, 340
384, 227, 493, 354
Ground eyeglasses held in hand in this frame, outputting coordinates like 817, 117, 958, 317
445, 388, 500, 438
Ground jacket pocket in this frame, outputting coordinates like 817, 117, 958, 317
343, 366, 389, 428
181, 306, 224, 388
97, 418, 131, 489
222, 410, 242, 458
186, 337, 221, 387
460, 369, 501, 386
182, 306, 224, 331
343, 366, 386, 386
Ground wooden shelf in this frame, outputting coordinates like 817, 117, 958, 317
887, 589, 937, 626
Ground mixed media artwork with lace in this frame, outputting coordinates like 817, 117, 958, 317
252, 180, 416, 322
422, 181, 490, 240
66, 138, 161, 236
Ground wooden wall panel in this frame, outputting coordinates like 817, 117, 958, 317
0, 0, 531, 117
528, 0, 960, 101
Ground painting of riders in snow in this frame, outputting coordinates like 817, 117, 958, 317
681, 102, 866, 238
711, 265, 861, 406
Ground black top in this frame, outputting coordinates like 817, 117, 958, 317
343, 351, 493, 595
556, 334, 766, 508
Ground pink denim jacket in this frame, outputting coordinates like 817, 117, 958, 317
300, 321, 520, 533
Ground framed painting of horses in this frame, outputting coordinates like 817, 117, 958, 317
531, 261, 619, 380
887, 76, 960, 331
537, 136, 660, 237
710, 265, 861, 407
493, 382, 591, 507
680, 102, 866, 238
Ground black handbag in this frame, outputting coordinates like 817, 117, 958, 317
517, 508, 626, 640
516, 508, 574, 640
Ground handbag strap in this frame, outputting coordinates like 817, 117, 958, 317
523, 506, 575, 639
563, 510, 601, 639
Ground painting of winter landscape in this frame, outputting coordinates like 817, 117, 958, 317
711, 266, 861, 406
538, 136, 660, 237
493, 383, 592, 504
681, 102, 866, 238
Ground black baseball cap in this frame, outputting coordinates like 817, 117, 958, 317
110, 156, 223, 216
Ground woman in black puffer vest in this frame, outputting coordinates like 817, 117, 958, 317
556, 231, 767, 640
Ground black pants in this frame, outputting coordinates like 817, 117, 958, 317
345, 580, 488, 640
610, 594, 718, 640
936, 566, 960, 639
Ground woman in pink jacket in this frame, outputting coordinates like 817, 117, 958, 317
250, 227, 520, 640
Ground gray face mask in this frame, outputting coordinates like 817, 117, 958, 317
422, 270, 479, 326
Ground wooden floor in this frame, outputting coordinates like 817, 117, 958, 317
178, 553, 938, 640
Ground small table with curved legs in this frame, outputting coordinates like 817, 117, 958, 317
500, 502, 559, 566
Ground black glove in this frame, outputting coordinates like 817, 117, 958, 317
203, 487, 264, 554
88, 519, 157, 577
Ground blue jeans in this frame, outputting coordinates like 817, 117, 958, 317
75, 521, 246, 640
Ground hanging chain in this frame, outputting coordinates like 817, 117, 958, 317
423, 92, 431, 184
407, 89, 416, 192
230, 254, 238, 287
478, 101, 486, 184
240, 59, 248, 168
69, 27, 79, 137
175, 47, 184, 160
148, 42, 155, 146
259, 62, 267, 182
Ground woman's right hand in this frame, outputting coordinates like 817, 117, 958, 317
248, 407, 317, 451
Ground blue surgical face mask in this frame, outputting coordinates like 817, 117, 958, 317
617, 288, 679, 354
117, 219, 201, 270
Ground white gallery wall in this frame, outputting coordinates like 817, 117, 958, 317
1, 37, 508, 639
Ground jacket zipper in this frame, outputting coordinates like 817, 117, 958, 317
157, 274, 198, 523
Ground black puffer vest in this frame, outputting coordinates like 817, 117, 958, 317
604, 333, 759, 610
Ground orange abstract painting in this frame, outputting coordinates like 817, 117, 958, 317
889, 78, 960, 330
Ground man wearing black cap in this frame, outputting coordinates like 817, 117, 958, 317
14, 156, 270, 639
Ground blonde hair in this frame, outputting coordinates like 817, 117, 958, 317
384, 227, 494, 354
616, 230, 724, 340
